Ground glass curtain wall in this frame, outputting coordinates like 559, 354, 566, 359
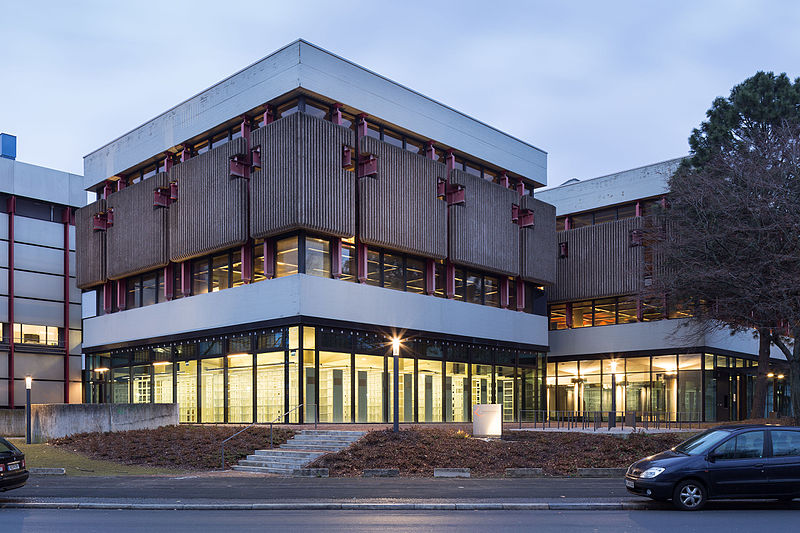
97, 328, 546, 424
444, 362, 469, 422
201, 358, 224, 423
227, 354, 253, 423
132, 365, 151, 403
319, 351, 352, 423
495, 365, 515, 421
257, 352, 285, 423
153, 363, 173, 404
417, 359, 442, 422
355, 354, 384, 423
176, 360, 198, 423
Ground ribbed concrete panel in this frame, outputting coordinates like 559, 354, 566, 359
520, 196, 556, 285
168, 138, 249, 262
250, 113, 355, 239
358, 136, 447, 259
106, 173, 169, 279
448, 170, 518, 276
550, 217, 644, 302
75, 199, 106, 289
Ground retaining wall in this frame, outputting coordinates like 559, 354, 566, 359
0, 409, 25, 437
26, 403, 178, 443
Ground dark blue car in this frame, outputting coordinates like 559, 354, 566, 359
626, 424, 800, 510
0, 437, 28, 492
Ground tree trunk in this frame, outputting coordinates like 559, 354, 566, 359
750, 327, 772, 420
791, 327, 800, 425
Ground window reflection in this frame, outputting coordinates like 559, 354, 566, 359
193, 258, 209, 295
383, 253, 404, 291
406, 258, 425, 294
305, 237, 331, 278
276, 237, 299, 277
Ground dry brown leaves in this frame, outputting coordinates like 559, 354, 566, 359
51, 425, 295, 470
309, 427, 690, 477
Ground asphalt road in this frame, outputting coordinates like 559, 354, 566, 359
2, 509, 800, 533
8, 475, 631, 502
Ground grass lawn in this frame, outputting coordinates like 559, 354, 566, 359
9, 439, 184, 477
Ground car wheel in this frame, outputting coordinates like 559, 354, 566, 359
672, 479, 706, 511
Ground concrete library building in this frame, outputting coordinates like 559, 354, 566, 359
74, 40, 789, 425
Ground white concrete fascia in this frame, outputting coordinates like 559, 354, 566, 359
0, 158, 86, 207
536, 158, 684, 216
547, 319, 785, 360
83, 39, 546, 190
82, 274, 549, 350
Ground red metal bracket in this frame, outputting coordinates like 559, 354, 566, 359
425, 141, 436, 160
515, 181, 525, 196
331, 103, 343, 126
629, 229, 643, 246
264, 105, 275, 125
342, 146, 354, 170
251, 146, 261, 169
331, 238, 342, 279
230, 154, 250, 179
446, 183, 465, 206
154, 188, 172, 208
558, 242, 568, 258
511, 204, 519, 223
170, 181, 179, 201
500, 172, 510, 189
437, 178, 447, 199
357, 114, 369, 138
517, 209, 534, 228
358, 154, 378, 178
116, 280, 127, 310
92, 209, 113, 231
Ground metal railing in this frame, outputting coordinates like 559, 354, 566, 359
219, 403, 318, 470
516, 410, 704, 431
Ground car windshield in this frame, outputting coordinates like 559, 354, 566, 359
0, 438, 18, 454
673, 429, 732, 455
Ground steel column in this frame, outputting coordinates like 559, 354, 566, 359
7, 196, 15, 409
62, 208, 71, 403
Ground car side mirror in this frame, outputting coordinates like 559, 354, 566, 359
706, 453, 716, 463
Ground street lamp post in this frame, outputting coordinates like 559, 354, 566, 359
392, 337, 401, 433
609, 361, 617, 429
25, 376, 32, 444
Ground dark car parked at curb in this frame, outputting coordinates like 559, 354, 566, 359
626, 424, 800, 510
0, 437, 29, 492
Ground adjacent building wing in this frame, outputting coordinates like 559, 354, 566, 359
550, 217, 644, 301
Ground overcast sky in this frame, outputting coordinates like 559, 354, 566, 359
3, 1, 799, 189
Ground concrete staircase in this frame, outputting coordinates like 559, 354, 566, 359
232, 430, 365, 475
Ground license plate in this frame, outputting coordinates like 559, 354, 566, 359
8, 463, 20, 471
625, 479, 634, 488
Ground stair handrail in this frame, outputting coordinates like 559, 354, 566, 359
220, 403, 318, 470
269, 403, 316, 450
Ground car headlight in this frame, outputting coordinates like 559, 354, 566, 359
639, 467, 665, 479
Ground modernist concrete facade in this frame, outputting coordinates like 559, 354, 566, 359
77, 41, 552, 425
75, 41, 786, 425
0, 134, 85, 408
537, 159, 790, 421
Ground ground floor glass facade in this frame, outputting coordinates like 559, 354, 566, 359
85, 325, 545, 424
546, 353, 757, 422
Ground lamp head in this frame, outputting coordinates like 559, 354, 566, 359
391, 337, 401, 356
25, 376, 32, 390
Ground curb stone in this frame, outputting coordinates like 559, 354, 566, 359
29, 468, 66, 475
433, 468, 470, 478
0, 501, 659, 511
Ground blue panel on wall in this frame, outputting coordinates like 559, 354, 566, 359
1, 133, 17, 160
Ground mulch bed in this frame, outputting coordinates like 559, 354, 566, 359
51, 425, 295, 470
309, 427, 690, 477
